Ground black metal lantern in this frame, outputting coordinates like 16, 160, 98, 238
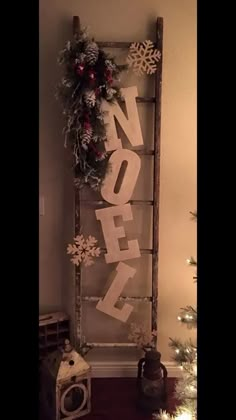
137, 349, 168, 413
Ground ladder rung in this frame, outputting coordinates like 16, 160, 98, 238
87, 342, 137, 347
82, 296, 152, 302
107, 150, 155, 156
99, 248, 153, 255
80, 200, 154, 205
136, 97, 155, 103
120, 97, 155, 103
97, 41, 157, 49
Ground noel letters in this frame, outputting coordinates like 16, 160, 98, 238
95, 86, 143, 322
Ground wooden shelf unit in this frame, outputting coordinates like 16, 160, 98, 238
39, 312, 70, 360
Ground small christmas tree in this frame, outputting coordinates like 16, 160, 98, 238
154, 212, 197, 420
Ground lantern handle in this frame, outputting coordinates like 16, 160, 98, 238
137, 357, 145, 392
160, 362, 168, 378
160, 362, 168, 402
137, 357, 145, 379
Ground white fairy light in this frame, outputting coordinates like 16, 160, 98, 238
176, 412, 192, 420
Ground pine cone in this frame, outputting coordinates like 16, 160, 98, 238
84, 89, 96, 108
76, 53, 86, 64
85, 41, 99, 65
81, 127, 93, 148
105, 59, 116, 71
106, 87, 117, 101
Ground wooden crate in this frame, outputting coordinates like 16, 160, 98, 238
39, 312, 70, 361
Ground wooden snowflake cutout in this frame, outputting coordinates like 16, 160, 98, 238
127, 40, 161, 76
67, 234, 101, 267
128, 322, 157, 349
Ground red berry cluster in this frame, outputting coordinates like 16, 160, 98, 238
73, 59, 113, 89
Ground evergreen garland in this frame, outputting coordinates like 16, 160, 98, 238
56, 28, 127, 190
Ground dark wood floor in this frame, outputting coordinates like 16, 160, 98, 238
85, 378, 178, 420
40, 378, 178, 420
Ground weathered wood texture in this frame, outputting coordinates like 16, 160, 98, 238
152, 17, 163, 342
82, 296, 152, 302
73, 17, 82, 350
97, 41, 157, 49
75, 191, 81, 348
80, 200, 154, 205
87, 342, 137, 348
73, 16, 80, 38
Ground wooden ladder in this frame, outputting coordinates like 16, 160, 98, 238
72, 15, 163, 350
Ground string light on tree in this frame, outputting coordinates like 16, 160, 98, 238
157, 412, 169, 420
153, 212, 197, 420
176, 412, 192, 420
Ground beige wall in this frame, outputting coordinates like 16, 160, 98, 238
39, 0, 196, 361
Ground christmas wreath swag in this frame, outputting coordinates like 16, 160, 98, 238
56, 28, 127, 191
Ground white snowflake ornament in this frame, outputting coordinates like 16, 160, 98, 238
128, 322, 157, 349
67, 234, 101, 267
127, 40, 161, 76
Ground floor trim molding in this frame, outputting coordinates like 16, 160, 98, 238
90, 361, 181, 378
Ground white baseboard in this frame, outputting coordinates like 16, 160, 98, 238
90, 361, 182, 378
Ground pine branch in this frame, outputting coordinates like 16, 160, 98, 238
186, 257, 197, 267
56, 29, 127, 190
190, 211, 197, 220
175, 372, 197, 401
153, 403, 197, 420
178, 306, 197, 329
187, 256, 197, 283
163, 213, 197, 420
153, 410, 174, 420
169, 338, 197, 364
